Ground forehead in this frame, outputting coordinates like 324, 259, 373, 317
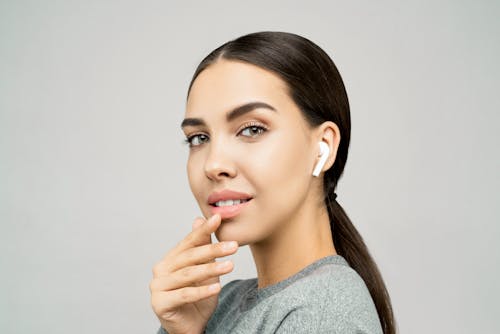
185, 60, 291, 118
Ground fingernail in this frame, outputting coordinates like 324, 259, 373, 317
222, 241, 238, 250
209, 214, 219, 226
208, 283, 220, 292
216, 260, 231, 270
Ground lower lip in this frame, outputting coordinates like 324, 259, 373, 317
210, 200, 252, 219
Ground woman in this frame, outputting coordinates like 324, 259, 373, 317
150, 31, 396, 334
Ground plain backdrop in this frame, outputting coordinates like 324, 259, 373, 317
1, 1, 499, 333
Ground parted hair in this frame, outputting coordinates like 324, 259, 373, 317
186, 31, 397, 334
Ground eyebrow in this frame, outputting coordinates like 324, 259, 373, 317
180, 101, 277, 129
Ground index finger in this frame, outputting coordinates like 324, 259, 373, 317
177, 213, 222, 252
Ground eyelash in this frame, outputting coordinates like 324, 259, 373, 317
184, 122, 269, 148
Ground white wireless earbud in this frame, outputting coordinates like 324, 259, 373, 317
312, 142, 330, 177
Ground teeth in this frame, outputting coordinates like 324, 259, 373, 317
214, 199, 249, 207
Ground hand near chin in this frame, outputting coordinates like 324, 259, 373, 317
149, 214, 239, 334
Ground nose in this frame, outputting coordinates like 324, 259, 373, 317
203, 138, 237, 181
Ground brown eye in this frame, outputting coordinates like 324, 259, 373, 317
239, 125, 267, 138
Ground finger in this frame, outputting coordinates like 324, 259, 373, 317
150, 260, 233, 291
192, 216, 205, 231
181, 239, 238, 267
152, 283, 221, 314
159, 214, 222, 268
162, 216, 213, 261
154, 240, 239, 276
178, 214, 222, 251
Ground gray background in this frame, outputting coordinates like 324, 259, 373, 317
1, 1, 498, 333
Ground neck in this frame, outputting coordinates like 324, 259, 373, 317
249, 201, 336, 289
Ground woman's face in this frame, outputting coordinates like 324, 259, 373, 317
183, 59, 321, 246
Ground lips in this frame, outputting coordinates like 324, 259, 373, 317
207, 189, 253, 220
207, 190, 253, 206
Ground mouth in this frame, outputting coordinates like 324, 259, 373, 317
209, 198, 253, 220
210, 198, 252, 207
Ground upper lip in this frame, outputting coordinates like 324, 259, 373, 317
208, 190, 253, 205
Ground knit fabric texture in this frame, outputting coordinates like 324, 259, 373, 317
157, 254, 383, 333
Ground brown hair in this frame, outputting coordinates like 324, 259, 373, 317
187, 31, 397, 334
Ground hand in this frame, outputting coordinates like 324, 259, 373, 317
150, 214, 239, 334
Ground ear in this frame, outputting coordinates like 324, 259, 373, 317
314, 121, 340, 173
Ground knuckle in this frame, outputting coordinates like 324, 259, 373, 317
179, 266, 195, 281
210, 261, 220, 271
182, 235, 194, 248
183, 248, 195, 262
179, 287, 191, 302
151, 299, 158, 314
216, 242, 226, 253
186, 229, 197, 243
152, 262, 163, 277
150, 294, 162, 314
153, 260, 175, 277
149, 278, 161, 292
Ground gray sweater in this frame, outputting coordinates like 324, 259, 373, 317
157, 254, 383, 333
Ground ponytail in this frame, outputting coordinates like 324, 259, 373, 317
325, 191, 397, 334
187, 30, 397, 334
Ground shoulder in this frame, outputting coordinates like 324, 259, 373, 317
275, 262, 382, 333
279, 260, 372, 305
308, 262, 373, 301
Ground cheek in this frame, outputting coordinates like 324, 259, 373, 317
222, 135, 310, 243
243, 133, 311, 205
186, 154, 205, 202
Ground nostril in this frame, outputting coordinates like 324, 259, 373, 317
204, 162, 237, 181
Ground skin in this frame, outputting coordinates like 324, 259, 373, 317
183, 59, 341, 288
149, 59, 343, 334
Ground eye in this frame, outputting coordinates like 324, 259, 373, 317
238, 122, 268, 138
184, 133, 209, 147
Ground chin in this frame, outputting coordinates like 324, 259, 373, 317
214, 219, 252, 245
